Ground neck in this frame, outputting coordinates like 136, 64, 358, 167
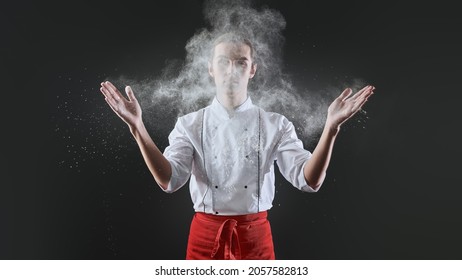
216, 90, 248, 111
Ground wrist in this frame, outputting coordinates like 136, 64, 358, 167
129, 119, 145, 137
324, 120, 340, 137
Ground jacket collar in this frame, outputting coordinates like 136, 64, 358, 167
210, 96, 254, 119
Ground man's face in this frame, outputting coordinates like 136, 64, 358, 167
208, 42, 257, 97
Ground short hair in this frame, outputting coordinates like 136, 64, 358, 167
210, 32, 256, 63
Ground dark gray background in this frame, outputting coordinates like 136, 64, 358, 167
1, 0, 461, 259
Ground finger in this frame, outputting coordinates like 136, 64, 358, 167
352, 95, 371, 112
100, 86, 117, 105
105, 81, 124, 96
103, 82, 121, 101
104, 98, 118, 114
351, 85, 373, 102
102, 89, 119, 114
361, 87, 375, 100
99, 86, 109, 98
104, 93, 119, 112
100, 86, 111, 99
100, 82, 118, 102
125, 85, 137, 102
103, 81, 124, 102
338, 88, 353, 101
355, 98, 369, 111
353, 85, 371, 98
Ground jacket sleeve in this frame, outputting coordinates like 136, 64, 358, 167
275, 116, 320, 192
162, 117, 194, 193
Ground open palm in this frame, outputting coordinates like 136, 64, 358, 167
326, 85, 375, 129
99, 81, 142, 128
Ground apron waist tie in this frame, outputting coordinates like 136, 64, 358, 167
211, 219, 241, 260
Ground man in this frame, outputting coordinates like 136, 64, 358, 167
99, 32, 375, 259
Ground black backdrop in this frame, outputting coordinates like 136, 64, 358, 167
1, 0, 461, 259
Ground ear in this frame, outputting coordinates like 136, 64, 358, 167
208, 61, 214, 78
249, 63, 257, 79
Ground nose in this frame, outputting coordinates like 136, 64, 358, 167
227, 61, 238, 75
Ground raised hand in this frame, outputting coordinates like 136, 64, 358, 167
326, 85, 375, 130
99, 81, 142, 129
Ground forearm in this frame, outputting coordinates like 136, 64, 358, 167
303, 123, 339, 190
129, 122, 172, 190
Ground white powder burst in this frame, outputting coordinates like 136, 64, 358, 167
112, 0, 367, 147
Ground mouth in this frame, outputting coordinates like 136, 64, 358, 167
225, 79, 239, 84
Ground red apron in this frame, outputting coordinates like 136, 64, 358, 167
186, 211, 275, 260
